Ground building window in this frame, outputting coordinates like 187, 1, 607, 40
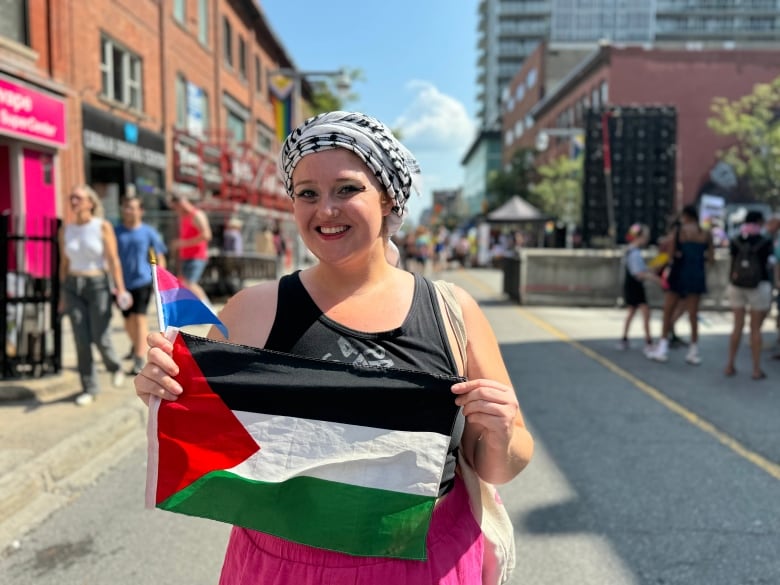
175, 74, 187, 128
0, 0, 28, 45
238, 36, 247, 80
223, 17, 233, 68
256, 121, 273, 154
226, 110, 246, 144
600, 81, 609, 106
100, 36, 143, 110
255, 56, 262, 92
198, 0, 208, 45
173, 0, 185, 24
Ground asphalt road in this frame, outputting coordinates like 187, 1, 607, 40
1, 269, 778, 584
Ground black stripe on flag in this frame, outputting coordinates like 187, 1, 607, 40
180, 333, 463, 436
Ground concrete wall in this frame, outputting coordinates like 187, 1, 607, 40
504, 248, 732, 308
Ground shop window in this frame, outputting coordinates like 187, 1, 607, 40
238, 36, 247, 80
100, 36, 144, 111
173, 0, 185, 24
198, 0, 208, 45
223, 17, 233, 68
0, 0, 28, 45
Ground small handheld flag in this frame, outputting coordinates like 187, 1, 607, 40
152, 264, 229, 339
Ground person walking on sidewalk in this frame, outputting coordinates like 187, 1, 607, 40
59, 185, 129, 406
724, 210, 774, 380
135, 111, 534, 584
168, 194, 212, 302
115, 195, 168, 375
647, 205, 713, 365
617, 223, 662, 353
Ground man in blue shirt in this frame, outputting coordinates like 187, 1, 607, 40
115, 196, 168, 374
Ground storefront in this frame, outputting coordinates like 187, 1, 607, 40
82, 104, 166, 219
0, 74, 67, 378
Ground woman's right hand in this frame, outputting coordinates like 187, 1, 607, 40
134, 332, 183, 405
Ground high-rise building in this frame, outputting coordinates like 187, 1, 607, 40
476, 0, 780, 130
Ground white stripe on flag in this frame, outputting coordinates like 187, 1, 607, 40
229, 411, 451, 497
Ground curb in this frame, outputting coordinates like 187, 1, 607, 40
0, 369, 82, 403
0, 402, 147, 548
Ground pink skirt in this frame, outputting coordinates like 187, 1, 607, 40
218, 475, 484, 584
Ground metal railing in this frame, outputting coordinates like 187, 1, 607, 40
0, 214, 62, 379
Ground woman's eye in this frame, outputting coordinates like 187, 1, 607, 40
337, 185, 363, 197
294, 189, 317, 200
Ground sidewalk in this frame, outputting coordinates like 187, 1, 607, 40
0, 302, 214, 550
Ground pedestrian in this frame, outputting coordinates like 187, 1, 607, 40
271, 221, 286, 277
168, 194, 212, 302
647, 205, 714, 364
222, 217, 243, 255
59, 185, 128, 406
617, 223, 662, 353
115, 195, 168, 375
724, 210, 774, 380
135, 111, 534, 584
767, 215, 780, 358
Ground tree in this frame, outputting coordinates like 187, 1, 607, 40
308, 68, 363, 114
707, 76, 780, 208
529, 154, 583, 222
486, 148, 537, 211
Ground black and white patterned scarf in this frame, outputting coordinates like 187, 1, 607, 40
279, 111, 420, 236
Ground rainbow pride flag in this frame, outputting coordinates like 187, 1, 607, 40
154, 265, 228, 338
269, 74, 294, 144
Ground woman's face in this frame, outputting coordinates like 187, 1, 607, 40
69, 188, 94, 215
291, 149, 391, 264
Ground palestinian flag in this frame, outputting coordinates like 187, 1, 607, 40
146, 332, 462, 560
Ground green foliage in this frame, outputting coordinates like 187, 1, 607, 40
529, 154, 583, 222
486, 149, 537, 210
707, 76, 780, 207
308, 68, 364, 114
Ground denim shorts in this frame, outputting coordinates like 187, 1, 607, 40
180, 259, 207, 283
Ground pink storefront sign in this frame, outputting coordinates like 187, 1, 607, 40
0, 77, 66, 148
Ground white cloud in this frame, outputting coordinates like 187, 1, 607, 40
394, 80, 475, 153
392, 81, 476, 224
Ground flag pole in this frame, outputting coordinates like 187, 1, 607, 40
149, 247, 166, 334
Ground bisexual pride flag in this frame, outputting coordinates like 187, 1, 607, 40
154, 265, 228, 338
146, 332, 462, 560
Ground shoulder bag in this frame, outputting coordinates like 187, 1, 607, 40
433, 279, 517, 585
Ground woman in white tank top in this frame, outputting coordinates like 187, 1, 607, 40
59, 185, 130, 405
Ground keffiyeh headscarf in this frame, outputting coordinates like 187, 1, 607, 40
279, 111, 420, 237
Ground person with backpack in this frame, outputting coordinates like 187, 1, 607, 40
724, 210, 774, 380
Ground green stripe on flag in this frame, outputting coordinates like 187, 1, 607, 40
158, 470, 435, 560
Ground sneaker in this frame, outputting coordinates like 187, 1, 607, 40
643, 343, 655, 357
615, 339, 629, 351
75, 393, 94, 406
130, 362, 144, 376
111, 369, 126, 388
647, 346, 669, 362
685, 347, 702, 365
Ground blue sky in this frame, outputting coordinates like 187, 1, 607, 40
261, 0, 479, 223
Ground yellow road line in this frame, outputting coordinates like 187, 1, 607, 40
459, 271, 780, 482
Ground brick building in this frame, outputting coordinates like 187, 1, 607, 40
505, 43, 780, 209
0, 0, 303, 227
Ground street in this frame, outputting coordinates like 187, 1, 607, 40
1, 269, 779, 584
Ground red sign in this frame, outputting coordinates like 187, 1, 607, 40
0, 78, 66, 148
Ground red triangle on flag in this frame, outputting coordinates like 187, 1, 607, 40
155, 335, 261, 504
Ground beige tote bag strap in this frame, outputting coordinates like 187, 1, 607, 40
433, 279, 467, 371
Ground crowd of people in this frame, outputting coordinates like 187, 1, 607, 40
618, 206, 780, 380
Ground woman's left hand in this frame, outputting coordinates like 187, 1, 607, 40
452, 378, 519, 450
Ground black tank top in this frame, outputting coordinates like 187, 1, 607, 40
265, 271, 465, 496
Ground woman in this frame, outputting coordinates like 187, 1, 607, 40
724, 210, 774, 380
135, 112, 534, 584
168, 194, 212, 302
617, 223, 662, 353
60, 185, 129, 406
647, 205, 713, 365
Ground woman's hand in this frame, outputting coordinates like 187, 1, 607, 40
133, 332, 182, 405
452, 378, 519, 452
